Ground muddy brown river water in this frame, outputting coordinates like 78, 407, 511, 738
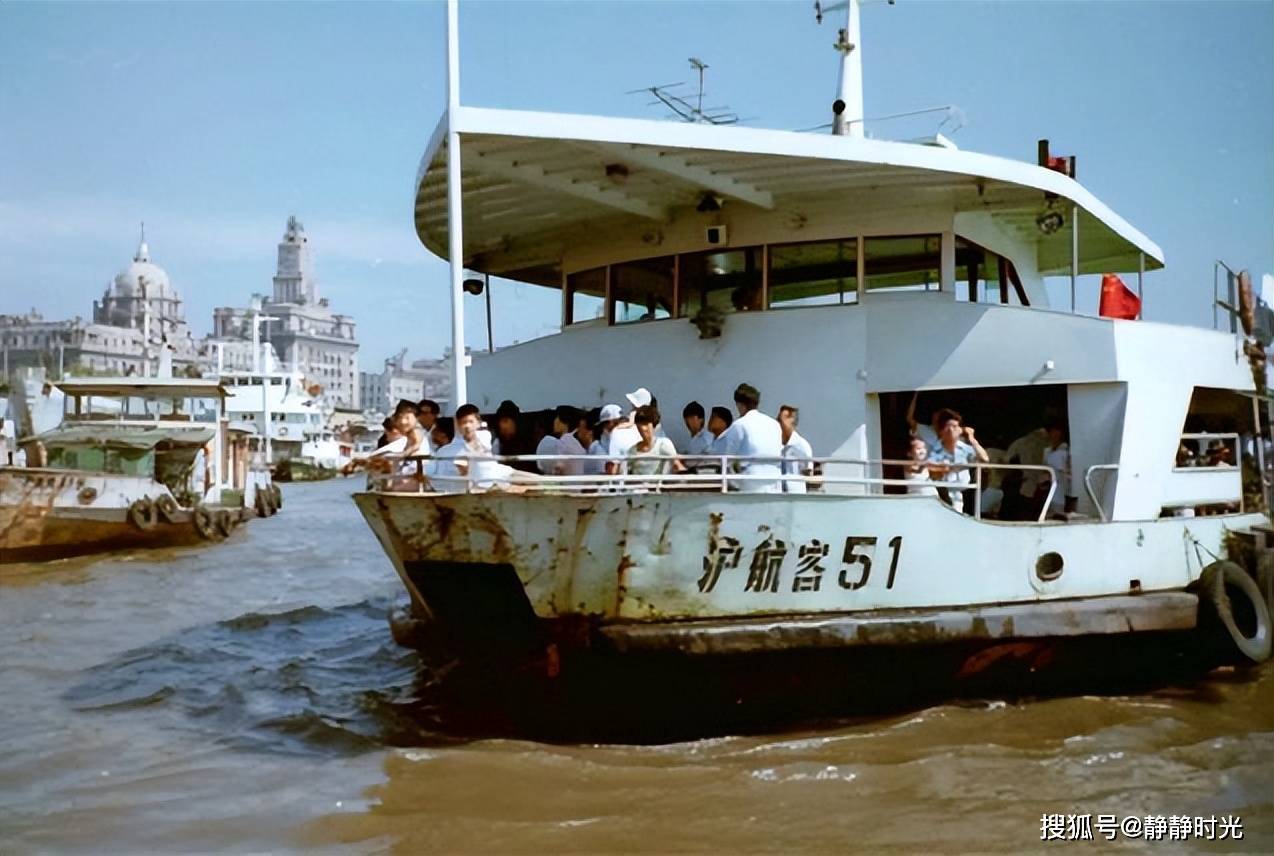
2, 478, 1271, 853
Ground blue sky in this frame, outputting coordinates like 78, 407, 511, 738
1, 0, 1271, 369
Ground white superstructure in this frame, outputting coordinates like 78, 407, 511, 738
220, 363, 345, 469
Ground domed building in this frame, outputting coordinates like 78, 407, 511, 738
93, 225, 187, 339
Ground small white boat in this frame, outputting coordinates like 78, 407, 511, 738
354, 1, 1272, 697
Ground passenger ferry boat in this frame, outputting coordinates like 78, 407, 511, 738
219, 362, 348, 481
0, 377, 278, 563
354, 1, 1272, 696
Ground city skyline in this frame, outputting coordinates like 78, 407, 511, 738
2, 1, 1271, 369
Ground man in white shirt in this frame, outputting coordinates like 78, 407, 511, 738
682, 401, 713, 462
720, 383, 784, 493
432, 404, 515, 491
534, 408, 568, 475
554, 406, 592, 477
1002, 425, 1051, 520
1042, 420, 1074, 518
417, 399, 441, 454
707, 407, 733, 453
778, 404, 814, 494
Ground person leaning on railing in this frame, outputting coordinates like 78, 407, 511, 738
926, 409, 989, 512
434, 404, 519, 491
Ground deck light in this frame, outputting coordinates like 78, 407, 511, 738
605, 163, 629, 184
696, 192, 722, 213
1036, 208, 1065, 236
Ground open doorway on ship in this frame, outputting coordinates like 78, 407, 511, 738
877, 385, 1070, 518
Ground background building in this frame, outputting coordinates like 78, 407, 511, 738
358, 349, 450, 416
1, 311, 143, 376
214, 216, 359, 407
2, 231, 203, 377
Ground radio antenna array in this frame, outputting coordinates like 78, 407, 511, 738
628, 57, 739, 125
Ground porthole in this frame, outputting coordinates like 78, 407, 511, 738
1036, 552, 1064, 582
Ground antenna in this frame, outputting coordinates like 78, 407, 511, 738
628, 57, 739, 125
688, 57, 708, 116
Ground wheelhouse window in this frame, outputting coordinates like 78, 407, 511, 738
768, 238, 858, 308
955, 238, 1002, 303
570, 232, 1025, 327
611, 256, 675, 324
678, 248, 762, 318
565, 266, 606, 325
863, 235, 941, 293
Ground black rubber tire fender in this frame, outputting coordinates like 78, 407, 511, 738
128, 497, 157, 531
1200, 560, 1272, 664
192, 505, 218, 540
215, 509, 236, 538
270, 483, 282, 510
1257, 554, 1274, 620
155, 493, 180, 524
254, 488, 271, 518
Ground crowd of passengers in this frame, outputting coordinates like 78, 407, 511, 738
355, 382, 815, 493
355, 390, 1259, 518
356, 387, 1088, 514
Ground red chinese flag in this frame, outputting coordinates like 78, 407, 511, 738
1099, 273, 1141, 320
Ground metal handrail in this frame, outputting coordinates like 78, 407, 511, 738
366, 453, 1060, 522
1083, 463, 1119, 523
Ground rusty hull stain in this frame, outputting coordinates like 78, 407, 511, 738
706, 511, 723, 555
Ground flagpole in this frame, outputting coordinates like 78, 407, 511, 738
445, 0, 468, 409
1137, 252, 1144, 319
1070, 205, 1078, 313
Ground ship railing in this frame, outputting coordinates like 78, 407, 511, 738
369, 454, 1059, 523
1082, 464, 1120, 523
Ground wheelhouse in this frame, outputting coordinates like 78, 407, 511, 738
406, 107, 1259, 525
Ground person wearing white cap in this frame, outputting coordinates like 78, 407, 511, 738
622, 386, 669, 442
590, 403, 623, 472
606, 391, 644, 474
625, 387, 653, 410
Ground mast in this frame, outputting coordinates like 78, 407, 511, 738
445, 0, 468, 408
819, 0, 891, 137
832, 0, 864, 137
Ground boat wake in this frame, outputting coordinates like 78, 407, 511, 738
63, 598, 440, 757
62, 595, 1266, 751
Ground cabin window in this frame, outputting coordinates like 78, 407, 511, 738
565, 267, 606, 326
863, 235, 941, 293
768, 238, 858, 308
678, 248, 762, 318
1171, 386, 1261, 514
955, 238, 1002, 303
611, 256, 675, 324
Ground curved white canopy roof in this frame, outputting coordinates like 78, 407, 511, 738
416, 106, 1163, 286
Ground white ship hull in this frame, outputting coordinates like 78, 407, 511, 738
355, 489, 1266, 660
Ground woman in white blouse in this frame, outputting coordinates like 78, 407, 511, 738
626, 405, 685, 478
